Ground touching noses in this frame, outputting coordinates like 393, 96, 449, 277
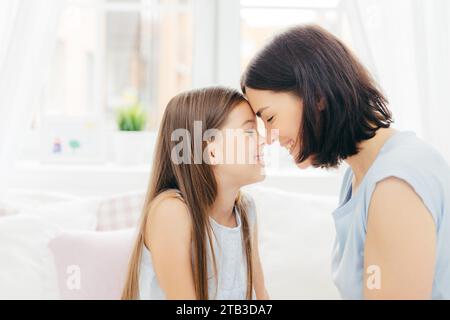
265, 127, 279, 145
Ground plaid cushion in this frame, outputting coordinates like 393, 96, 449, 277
96, 191, 146, 231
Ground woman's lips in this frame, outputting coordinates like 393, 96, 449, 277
281, 140, 295, 155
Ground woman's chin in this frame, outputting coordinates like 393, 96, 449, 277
295, 158, 312, 169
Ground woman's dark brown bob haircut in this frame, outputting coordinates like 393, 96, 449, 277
241, 25, 393, 168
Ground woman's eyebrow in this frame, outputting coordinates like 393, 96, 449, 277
255, 106, 269, 118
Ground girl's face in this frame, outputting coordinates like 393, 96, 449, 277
209, 101, 265, 187
244, 87, 312, 169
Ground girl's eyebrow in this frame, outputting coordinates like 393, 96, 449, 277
255, 106, 269, 118
241, 119, 256, 127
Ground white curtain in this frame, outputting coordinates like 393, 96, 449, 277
0, 0, 65, 194
411, 0, 450, 163
346, 0, 450, 162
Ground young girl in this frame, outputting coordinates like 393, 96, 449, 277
122, 87, 268, 300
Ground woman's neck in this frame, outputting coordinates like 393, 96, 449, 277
345, 127, 397, 192
209, 185, 239, 228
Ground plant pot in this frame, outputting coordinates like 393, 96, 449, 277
114, 131, 153, 165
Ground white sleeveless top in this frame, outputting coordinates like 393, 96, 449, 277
138, 194, 257, 300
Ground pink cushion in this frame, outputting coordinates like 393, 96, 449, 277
48, 229, 135, 300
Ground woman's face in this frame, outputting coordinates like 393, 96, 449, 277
210, 101, 266, 187
244, 87, 312, 169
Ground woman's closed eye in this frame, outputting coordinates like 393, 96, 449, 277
267, 116, 274, 123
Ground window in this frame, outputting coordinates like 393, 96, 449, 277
23, 0, 356, 172
240, 0, 346, 72
38, 0, 193, 130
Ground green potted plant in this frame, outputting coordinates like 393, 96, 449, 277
114, 102, 149, 165
116, 104, 147, 132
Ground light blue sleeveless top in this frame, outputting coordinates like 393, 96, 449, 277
332, 131, 450, 299
138, 194, 257, 300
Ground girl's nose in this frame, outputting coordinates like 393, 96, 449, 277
265, 128, 279, 145
258, 134, 266, 147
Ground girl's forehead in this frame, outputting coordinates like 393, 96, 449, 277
222, 101, 255, 128
227, 101, 255, 122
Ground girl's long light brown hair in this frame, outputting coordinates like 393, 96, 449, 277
121, 87, 253, 300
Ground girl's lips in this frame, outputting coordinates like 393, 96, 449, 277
255, 155, 265, 165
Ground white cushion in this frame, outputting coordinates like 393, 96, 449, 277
245, 185, 340, 299
0, 189, 99, 230
20, 199, 100, 231
0, 189, 100, 231
0, 189, 80, 218
0, 215, 61, 299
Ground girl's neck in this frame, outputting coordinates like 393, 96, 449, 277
345, 127, 397, 192
209, 185, 239, 228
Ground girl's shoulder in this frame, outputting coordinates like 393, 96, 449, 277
148, 189, 189, 219
152, 188, 185, 204
144, 189, 192, 247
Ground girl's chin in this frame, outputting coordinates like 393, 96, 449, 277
252, 164, 266, 179
255, 170, 266, 182
240, 169, 266, 187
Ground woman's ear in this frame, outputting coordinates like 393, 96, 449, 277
318, 97, 326, 111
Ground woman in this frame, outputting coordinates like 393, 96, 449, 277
122, 87, 268, 300
241, 25, 450, 299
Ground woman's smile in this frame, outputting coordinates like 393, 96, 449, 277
280, 140, 295, 155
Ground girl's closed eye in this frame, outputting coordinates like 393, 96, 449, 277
267, 116, 274, 123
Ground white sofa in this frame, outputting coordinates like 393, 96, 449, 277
0, 185, 340, 299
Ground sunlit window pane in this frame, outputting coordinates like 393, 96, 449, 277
40, 0, 193, 131
240, 1, 341, 72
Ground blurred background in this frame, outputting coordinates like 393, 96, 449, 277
0, 0, 449, 300
1, 0, 449, 196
